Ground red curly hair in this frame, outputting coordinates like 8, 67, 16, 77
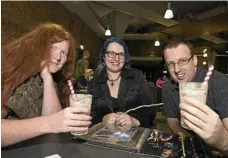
2, 23, 76, 105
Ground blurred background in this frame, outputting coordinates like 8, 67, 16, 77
2, 1, 228, 83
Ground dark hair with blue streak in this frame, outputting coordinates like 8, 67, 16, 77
95, 37, 131, 75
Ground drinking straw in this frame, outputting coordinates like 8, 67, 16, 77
124, 103, 163, 114
67, 80, 75, 95
203, 65, 214, 84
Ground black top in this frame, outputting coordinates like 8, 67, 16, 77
75, 75, 88, 89
162, 68, 228, 120
88, 68, 156, 128
111, 97, 120, 112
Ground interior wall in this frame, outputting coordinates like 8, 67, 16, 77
1, 1, 102, 70
126, 40, 215, 69
215, 56, 228, 74
126, 40, 164, 57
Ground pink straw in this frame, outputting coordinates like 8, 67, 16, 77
203, 65, 214, 84
67, 80, 75, 95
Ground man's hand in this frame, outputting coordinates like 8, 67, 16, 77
180, 98, 227, 149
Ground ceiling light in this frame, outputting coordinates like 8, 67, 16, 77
80, 45, 84, 50
164, 10, 174, 19
203, 48, 207, 53
203, 61, 207, 65
203, 53, 208, 57
154, 39, 160, 46
80, 21, 84, 50
105, 29, 111, 36
164, 2, 174, 19
105, 25, 111, 36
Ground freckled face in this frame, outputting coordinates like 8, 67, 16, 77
48, 40, 69, 73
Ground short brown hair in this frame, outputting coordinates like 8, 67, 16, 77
84, 69, 94, 76
163, 39, 194, 56
83, 50, 90, 57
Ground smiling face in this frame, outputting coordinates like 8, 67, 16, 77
48, 40, 69, 73
104, 42, 125, 73
164, 44, 198, 83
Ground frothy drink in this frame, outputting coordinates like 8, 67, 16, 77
179, 82, 208, 129
69, 94, 92, 135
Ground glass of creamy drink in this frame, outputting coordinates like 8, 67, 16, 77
69, 93, 92, 135
179, 82, 208, 129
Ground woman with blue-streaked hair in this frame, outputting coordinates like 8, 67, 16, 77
88, 37, 156, 129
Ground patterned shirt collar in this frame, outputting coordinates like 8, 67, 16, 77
170, 68, 204, 91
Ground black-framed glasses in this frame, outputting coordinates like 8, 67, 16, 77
165, 55, 194, 69
106, 51, 125, 59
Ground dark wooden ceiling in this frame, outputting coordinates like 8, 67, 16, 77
60, 1, 228, 56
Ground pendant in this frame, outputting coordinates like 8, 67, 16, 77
111, 81, 114, 86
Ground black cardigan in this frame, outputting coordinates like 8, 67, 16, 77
88, 68, 156, 128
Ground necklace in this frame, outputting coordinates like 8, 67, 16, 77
107, 75, 121, 86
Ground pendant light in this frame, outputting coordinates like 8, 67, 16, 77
164, 2, 174, 19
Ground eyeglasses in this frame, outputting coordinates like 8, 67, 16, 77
165, 55, 194, 69
106, 51, 125, 59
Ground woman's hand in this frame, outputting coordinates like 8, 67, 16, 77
102, 113, 118, 124
115, 113, 140, 128
105, 122, 131, 133
40, 61, 52, 81
46, 106, 92, 133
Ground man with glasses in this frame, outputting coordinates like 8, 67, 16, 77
162, 40, 228, 154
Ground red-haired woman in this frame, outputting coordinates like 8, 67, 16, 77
1, 23, 91, 147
